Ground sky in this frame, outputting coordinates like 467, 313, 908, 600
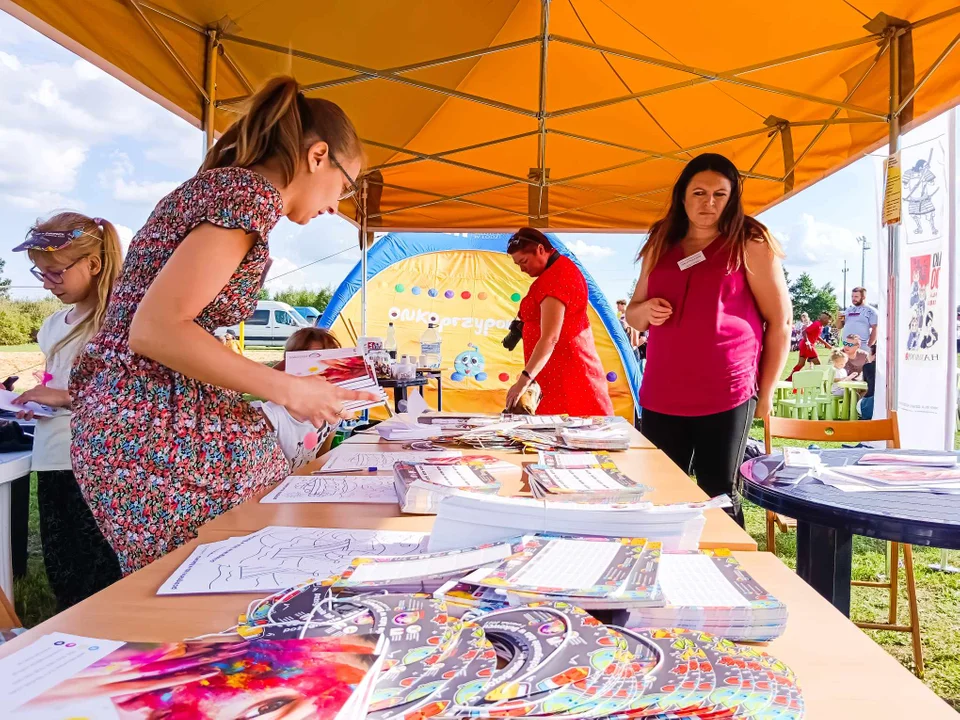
0, 10, 887, 311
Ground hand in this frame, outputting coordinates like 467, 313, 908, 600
637, 298, 673, 326
11, 385, 68, 420
281, 375, 378, 426
754, 394, 773, 420
505, 374, 532, 410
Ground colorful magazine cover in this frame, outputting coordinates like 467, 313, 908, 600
8, 634, 385, 719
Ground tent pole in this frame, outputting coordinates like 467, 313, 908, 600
885, 28, 902, 414
203, 30, 219, 154
360, 178, 369, 336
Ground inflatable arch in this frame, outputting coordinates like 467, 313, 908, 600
320, 233, 640, 420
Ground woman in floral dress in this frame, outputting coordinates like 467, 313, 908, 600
70, 77, 374, 574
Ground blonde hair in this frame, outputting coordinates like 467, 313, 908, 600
27, 212, 123, 358
830, 349, 846, 365
285, 327, 341, 353
200, 76, 362, 186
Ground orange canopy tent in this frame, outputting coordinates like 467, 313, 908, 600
4, 0, 960, 408
3, 0, 959, 232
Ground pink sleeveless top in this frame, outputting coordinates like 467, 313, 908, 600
639, 236, 763, 417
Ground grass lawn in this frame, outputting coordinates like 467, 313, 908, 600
8, 348, 960, 709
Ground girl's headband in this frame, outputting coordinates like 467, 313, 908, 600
13, 218, 106, 253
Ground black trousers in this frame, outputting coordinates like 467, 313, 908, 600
36, 470, 123, 612
640, 398, 756, 527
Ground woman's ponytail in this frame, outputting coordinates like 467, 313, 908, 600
200, 76, 361, 185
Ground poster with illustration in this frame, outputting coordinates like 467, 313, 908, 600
894, 110, 955, 450
321, 233, 640, 420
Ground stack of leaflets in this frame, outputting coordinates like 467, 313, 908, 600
537, 450, 617, 468
224, 588, 803, 720
331, 540, 518, 594
2, 632, 387, 720
393, 459, 501, 514
628, 550, 788, 641
858, 452, 957, 466
817, 451, 960, 493
525, 463, 650, 502
428, 492, 732, 552
558, 422, 631, 450
464, 535, 663, 610
285, 346, 387, 412
775, 446, 822, 484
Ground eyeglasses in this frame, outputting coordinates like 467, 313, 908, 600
329, 154, 359, 202
842, 341, 858, 347
30, 258, 84, 285
507, 228, 547, 253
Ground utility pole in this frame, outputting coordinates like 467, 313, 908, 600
841, 260, 849, 301
857, 235, 870, 287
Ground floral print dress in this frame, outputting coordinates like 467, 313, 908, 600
70, 167, 288, 574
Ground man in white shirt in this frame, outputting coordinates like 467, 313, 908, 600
839, 287, 878, 349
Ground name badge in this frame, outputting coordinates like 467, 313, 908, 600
678, 251, 706, 271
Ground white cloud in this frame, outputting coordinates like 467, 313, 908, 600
774, 213, 859, 268
565, 238, 615, 258
0, 27, 199, 211
98, 152, 178, 205
115, 224, 134, 256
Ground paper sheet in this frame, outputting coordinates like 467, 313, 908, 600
507, 538, 619, 588
0, 389, 56, 418
260, 475, 399, 504
0, 633, 125, 712
319, 450, 461, 473
540, 467, 628, 491
158, 527, 429, 595
657, 554, 751, 608
415, 464, 490, 487
345, 543, 512, 584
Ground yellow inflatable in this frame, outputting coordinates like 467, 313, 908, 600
322, 233, 640, 420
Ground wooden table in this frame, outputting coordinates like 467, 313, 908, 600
0, 450, 31, 602
1, 547, 953, 718
203, 439, 754, 550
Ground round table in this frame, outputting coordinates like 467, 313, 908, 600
740, 448, 960, 616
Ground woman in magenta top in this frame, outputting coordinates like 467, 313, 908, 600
627, 153, 791, 525
505, 228, 614, 416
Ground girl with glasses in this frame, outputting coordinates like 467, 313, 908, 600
68, 77, 376, 575
11, 212, 124, 610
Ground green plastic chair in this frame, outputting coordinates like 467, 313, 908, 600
816, 366, 842, 420
777, 369, 824, 419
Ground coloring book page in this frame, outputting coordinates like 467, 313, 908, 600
157, 527, 428, 595
318, 450, 461, 473
260, 475, 399, 504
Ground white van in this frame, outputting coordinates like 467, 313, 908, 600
216, 301, 310, 347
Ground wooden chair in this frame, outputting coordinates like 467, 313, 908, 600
0, 588, 21, 631
762, 413, 923, 678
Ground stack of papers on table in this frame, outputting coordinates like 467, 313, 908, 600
816, 452, 960, 493
332, 539, 518, 593
2, 632, 388, 720
158, 526, 429, 595
284, 346, 387, 412
466, 535, 663, 610
628, 550, 788, 642
428, 492, 732, 552
393, 459, 501, 514
558, 423, 631, 450
536, 450, 617, 468
525, 464, 649, 502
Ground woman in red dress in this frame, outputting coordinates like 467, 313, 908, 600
787, 311, 833, 380
505, 228, 614, 416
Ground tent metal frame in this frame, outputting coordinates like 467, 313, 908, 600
124, 0, 960, 410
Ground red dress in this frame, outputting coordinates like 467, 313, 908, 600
519, 255, 614, 416
799, 321, 823, 359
